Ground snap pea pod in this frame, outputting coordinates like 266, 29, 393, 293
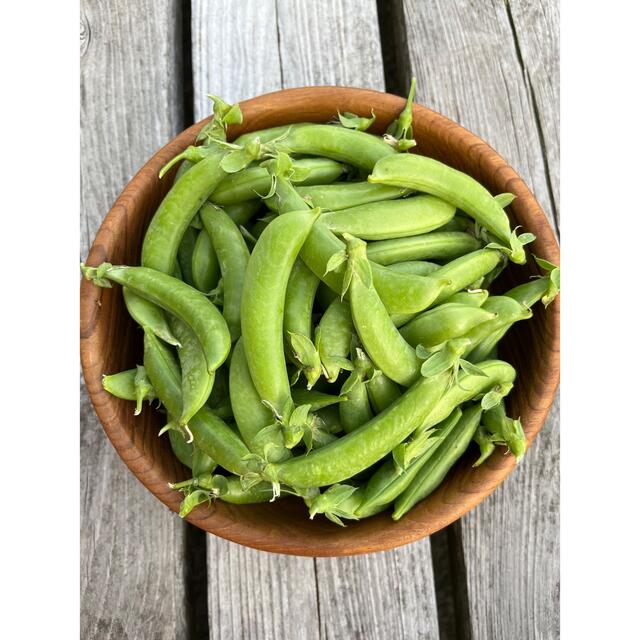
267, 164, 450, 315
366, 231, 481, 266
369, 154, 529, 264
505, 274, 555, 308
240, 209, 320, 419
82, 264, 230, 375
386, 261, 440, 276
177, 226, 198, 287
400, 303, 498, 349
210, 157, 345, 205
355, 408, 462, 517
143, 330, 253, 476
122, 287, 180, 347
413, 360, 516, 438
431, 249, 505, 304
219, 477, 277, 504
308, 484, 369, 526
339, 348, 374, 433
278, 124, 397, 171
233, 123, 312, 146
293, 182, 410, 211
446, 289, 489, 307
191, 228, 220, 293
141, 152, 226, 275
365, 369, 402, 413
290, 389, 344, 411
272, 371, 450, 489
168, 430, 195, 468
483, 400, 526, 460
228, 338, 290, 463
345, 236, 422, 386
173, 159, 193, 183
102, 366, 157, 414
393, 404, 484, 520
169, 316, 215, 428
316, 298, 355, 383
320, 195, 455, 240
225, 200, 262, 227
200, 203, 250, 342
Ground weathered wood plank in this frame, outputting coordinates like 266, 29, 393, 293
193, 3, 440, 638
401, 1, 560, 638
315, 541, 440, 639
80, 2, 188, 638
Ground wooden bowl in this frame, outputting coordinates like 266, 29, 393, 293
80, 87, 559, 557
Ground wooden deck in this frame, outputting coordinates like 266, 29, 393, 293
80, 1, 559, 638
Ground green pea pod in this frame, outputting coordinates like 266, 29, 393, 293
446, 289, 489, 307
365, 369, 402, 413
356, 408, 462, 517
369, 154, 531, 264
320, 194, 455, 241
430, 249, 506, 305
366, 231, 481, 266
278, 124, 397, 171
191, 228, 220, 293
228, 338, 290, 463
339, 348, 374, 433
345, 235, 422, 386
210, 157, 345, 205
102, 368, 141, 402
192, 447, 217, 477
122, 287, 180, 347
393, 404, 484, 520
273, 371, 451, 489
386, 261, 441, 276
505, 273, 559, 309
483, 400, 526, 460
316, 298, 355, 383
143, 330, 253, 477
400, 303, 498, 349
169, 316, 215, 428
240, 209, 320, 420
142, 152, 227, 275
294, 182, 410, 212
233, 122, 312, 147
168, 430, 195, 468
82, 264, 231, 375
177, 226, 198, 287
200, 203, 251, 342
308, 484, 367, 526
219, 477, 276, 504
172, 159, 193, 183
224, 200, 262, 227
290, 389, 344, 412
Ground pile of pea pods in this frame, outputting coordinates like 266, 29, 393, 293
82, 82, 559, 525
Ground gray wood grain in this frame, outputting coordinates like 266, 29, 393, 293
194, 3, 440, 638
315, 541, 440, 639
80, 2, 188, 638
401, 1, 560, 638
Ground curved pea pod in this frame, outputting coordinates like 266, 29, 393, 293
344, 235, 422, 386
210, 157, 345, 205
366, 231, 481, 266
191, 228, 220, 293
339, 348, 374, 433
369, 154, 533, 264
143, 330, 256, 478
505, 260, 560, 308
400, 303, 498, 349
413, 360, 517, 439
316, 298, 355, 383
122, 287, 180, 347
169, 317, 215, 429
446, 289, 489, 307
393, 404, 484, 520
200, 203, 250, 342
102, 366, 157, 416
240, 209, 320, 420
430, 249, 506, 305
355, 408, 462, 517
320, 195, 455, 241
142, 151, 227, 275
284, 261, 321, 386
177, 226, 198, 287
278, 124, 397, 171
290, 389, 345, 412
483, 400, 526, 460
365, 369, 402, 413
294, 182, 411, 212
272, 371, 451, 489
386, 261, 440, 276
228, 338, 290, 463
82, 264, 231, 375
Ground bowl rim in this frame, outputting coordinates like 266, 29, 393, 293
80, 86, 559, 556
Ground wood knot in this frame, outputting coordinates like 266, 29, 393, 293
80, 11, 91, 58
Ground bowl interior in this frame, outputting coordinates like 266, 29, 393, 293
80, 87, 559, 556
